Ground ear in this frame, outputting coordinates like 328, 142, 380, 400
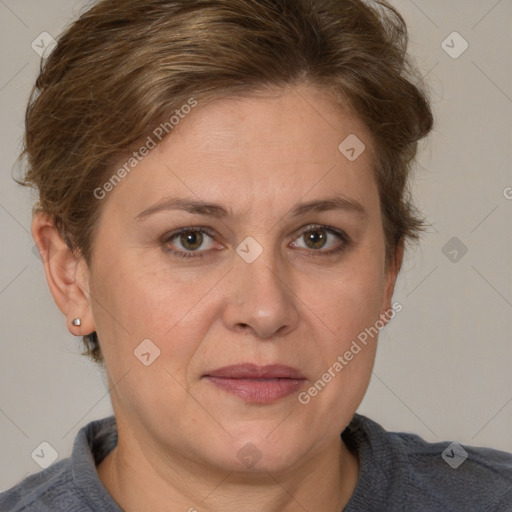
380, 238, 404, 321
32, 212, 96, 336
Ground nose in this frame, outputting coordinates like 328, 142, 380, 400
221, 251, 300, 339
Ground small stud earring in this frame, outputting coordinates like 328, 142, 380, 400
72, 318, 81, 327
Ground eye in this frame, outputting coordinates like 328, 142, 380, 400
162, 225, 349, 259
290, 225, 349, 254
163, 228, 216, 257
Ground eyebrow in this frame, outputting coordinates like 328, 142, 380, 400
135, 194, 368, 222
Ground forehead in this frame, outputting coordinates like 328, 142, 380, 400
174, 86, 372, 164
101, 85, 379, 220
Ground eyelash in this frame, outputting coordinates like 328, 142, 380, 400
161, 224, 351, 259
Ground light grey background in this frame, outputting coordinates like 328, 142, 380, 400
0, 0, 511, 491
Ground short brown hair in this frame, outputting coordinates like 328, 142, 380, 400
20, 0, 433, 362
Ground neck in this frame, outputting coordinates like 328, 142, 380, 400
97, 424, 359, 512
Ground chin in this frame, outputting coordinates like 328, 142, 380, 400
210, 428, 312, 474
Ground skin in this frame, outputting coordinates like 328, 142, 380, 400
33, 84, 403, 512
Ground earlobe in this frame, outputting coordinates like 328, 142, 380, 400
31, 212, 96, 336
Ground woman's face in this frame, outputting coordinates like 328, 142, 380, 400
85, 85, 400, 472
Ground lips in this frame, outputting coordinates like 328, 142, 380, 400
206, 363, 305, 379
203, 364, 306, 403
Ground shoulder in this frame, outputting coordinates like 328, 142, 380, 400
0, 416, 119, 512
345, 414, 512, 511
0, 459, 85, 511
393, 427, 512, 510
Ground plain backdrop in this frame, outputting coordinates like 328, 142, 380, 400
0, 0, 511, 491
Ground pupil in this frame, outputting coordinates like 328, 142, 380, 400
306, 230, 326, 249
181, 231, 203, 250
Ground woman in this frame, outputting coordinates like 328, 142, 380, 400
1, 0, 511, 510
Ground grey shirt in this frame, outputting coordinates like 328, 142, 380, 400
1, 414, 511, 511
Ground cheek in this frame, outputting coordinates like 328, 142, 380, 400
300, 277, 384, 385
302, 249, 386, 339
294, 260, 385, 424
89, 249, 224, 372
88, 258, 208, 416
